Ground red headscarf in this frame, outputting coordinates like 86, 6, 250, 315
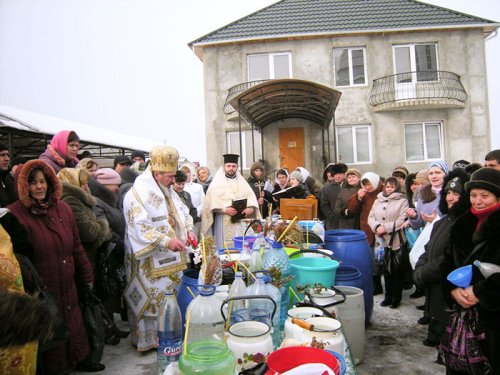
50, 130, 72, 158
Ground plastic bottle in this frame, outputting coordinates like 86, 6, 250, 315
263, 241, 290, 275
473, 260, 500, 278
249, 245, 264, 272
239, 241, 252, 270
263, 241, 291, 328
227, 271, 248, 323
312, 220, 325, 241
185, 285, 225, 344
246, 273, 274, 327
262, 273, 282, 348
157, 289, 182, 375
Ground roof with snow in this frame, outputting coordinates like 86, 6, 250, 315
0, 105, 158, 158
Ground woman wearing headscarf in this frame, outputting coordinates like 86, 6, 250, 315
57, 168, 112, 262
7, 160, 98, 373
271, 168, 290, 213
78, 158, 99, 176
295, 166, 321, 198
440, 168, 500, 373
347, 172, 384, 294
407, 160, 448, 230
39, 130, 81, 173
414, 169, 470, 347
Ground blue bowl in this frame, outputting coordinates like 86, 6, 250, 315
447, 265, 473, 288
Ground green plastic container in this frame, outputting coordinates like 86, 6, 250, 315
290, 257, 339, 294
178, 339, 236, 375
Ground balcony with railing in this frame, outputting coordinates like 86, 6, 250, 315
369, 71, 468, 111
223, 80, 269, 115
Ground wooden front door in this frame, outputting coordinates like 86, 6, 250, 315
279, 127, 304, 172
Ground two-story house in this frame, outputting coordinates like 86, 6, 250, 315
189, 0, 498, 179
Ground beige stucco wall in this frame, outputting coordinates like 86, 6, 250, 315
201, 28, 490, 180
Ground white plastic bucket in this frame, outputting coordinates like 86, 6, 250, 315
332, 286, 365, 365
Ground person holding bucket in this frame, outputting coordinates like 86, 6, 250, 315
368, 177, 409, 308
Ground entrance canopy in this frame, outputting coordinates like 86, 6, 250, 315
229, 79, 341, 129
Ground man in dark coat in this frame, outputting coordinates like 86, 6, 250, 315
0, 142, 17, 207
320, 163, 348, 229
414, 169, 470, 347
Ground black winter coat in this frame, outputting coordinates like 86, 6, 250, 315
414, 215, 455, 324
440, 208, 500, 372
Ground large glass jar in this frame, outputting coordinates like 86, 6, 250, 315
178, 339, 236, 375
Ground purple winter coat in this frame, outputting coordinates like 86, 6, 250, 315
8, 159, 93, 374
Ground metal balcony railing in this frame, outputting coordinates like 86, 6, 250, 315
369, 71, 468, 106
223, 80, 269, 115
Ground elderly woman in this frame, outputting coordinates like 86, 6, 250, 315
78, 158, 99, 176
196, 166, 213, 193
440, 168, 500, 374
39, 130, 81, 173
7, 160, 99, 373
57, 168, 112, 262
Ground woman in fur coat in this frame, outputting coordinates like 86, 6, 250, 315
440, 168, 500, 373
57, 168, 112, 262
7, 160, 95, 374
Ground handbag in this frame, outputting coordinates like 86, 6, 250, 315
439, 306, 492, 374
17, 254, 70, 352
81, 286, 105, 363
384, 224, 405, 275
96, 242, 126, 300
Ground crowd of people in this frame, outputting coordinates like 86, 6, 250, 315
0, 129, 499, 374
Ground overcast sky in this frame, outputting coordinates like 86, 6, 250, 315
0, 0, 498, 164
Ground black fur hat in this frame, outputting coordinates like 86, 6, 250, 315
439, 168, 471, 217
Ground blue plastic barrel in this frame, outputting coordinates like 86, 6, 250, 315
334, 265, 363, 290
324, 229, 373, 323
177, 269, 199, 328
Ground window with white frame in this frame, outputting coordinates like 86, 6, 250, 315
336, 125, 372, 164
404, 121, 443, 161
247, 52, 292, 81
393, 44, 438, 83
226, 130, 263, 170
333, 47, 367, 86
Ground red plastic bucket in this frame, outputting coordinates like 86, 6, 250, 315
266, 346, 339, 374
